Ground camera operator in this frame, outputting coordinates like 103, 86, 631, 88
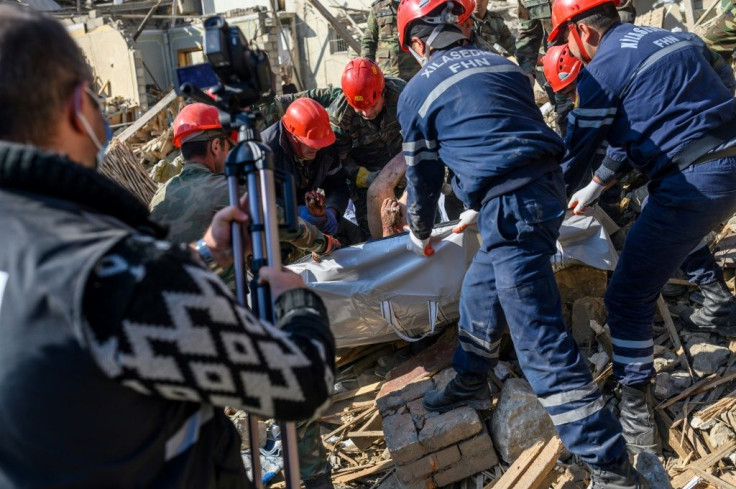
0, 5, 335, 488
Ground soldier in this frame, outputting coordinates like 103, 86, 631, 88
256, 86, 343, 131
328, 58, 406, 240
549, 0, 736, 460
472, 0, 516, 56
695, 0, 736, 64
515, 0, 635, 135
361, 0, 420, 81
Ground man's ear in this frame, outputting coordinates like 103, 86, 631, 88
578, 22, 600, 46
411, 37, 426, 56
68, 85, 87, 135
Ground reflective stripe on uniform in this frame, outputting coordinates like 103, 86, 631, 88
611, 337, 654, 349
547, 397, 606, 425
405, 151, 439, 166
538, 382, 600, 408
613, 353, 655, 365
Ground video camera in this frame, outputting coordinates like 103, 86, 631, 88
175, 16, 274, 111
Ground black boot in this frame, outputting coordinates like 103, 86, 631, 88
588, 457, 650, 489
303, 472, 334, 489
620, 384, 661, 455
422, 373, 491, 413
680, 280, 736, 337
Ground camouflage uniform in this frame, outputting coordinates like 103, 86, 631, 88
149, 162, 230, 244
298, 421, 330, 484
256, 87, 343, 131
328, 76, 406, 238
696, 0, 736, 63
473, 11, 516, 56
514, 0, 636, 135
361, 0, 420, 81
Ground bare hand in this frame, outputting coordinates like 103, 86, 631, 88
204, 193, 251, 266
258, 266, 306, 300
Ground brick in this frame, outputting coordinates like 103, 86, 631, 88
431, 367, 455, 391
432, 451, 498, 487
396, 445, 461, 482
376, 378, 433, 416
397, 477, 436, 489
406, 397, 439, 430
418, 406, 482, 452
458, 432, 498, 466
383, 412, 425, 464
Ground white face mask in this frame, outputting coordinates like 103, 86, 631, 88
76, 86, 112, 170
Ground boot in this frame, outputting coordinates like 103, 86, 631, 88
303, 472, 334, 489
422, 373, 491, 413
620, 384, 661, 455
680, 280, 736, 337
588, 457, 650, 489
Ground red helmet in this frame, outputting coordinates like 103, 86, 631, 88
281, 98, 335, 149
397, 0, 475, 52
548, 0, 620, 43
542, 44, 582, 92
341, 58, 386, 111
173, 103, 223, 147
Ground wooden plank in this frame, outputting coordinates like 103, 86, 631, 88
696, 0, 722, 27
657, 371, 736, 410
115, 90, 177, 143
657, 295, 695, 380
346, 430, 384, 438
671, 441, 736, 488
691, 468, 736, 489
331, 381, 382, 403
488, 441, 545, 489
511, 437, 564, 489
682, 0, 697, 29
306, 0, 360, 54
332, 459, 394, 484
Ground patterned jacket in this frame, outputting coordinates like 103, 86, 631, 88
361, 0, 420, 81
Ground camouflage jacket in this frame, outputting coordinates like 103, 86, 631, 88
256, 87, 343, 131
149, 162, 230, 244
474, 11, 516, 56
361, 0, 420, 81
328, 76, 406, 180
515, 0, 637, 74
696, 0, 736, 58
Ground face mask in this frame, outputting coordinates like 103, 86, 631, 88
76, 86, 112, 170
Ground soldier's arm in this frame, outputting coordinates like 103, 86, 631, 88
361, 7, 379, 60
689, 33, 736, 93
496, 18, 517, 56
515, 1, 544, 75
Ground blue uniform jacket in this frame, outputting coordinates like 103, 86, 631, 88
562, 23, 736, 186
398, 44, 564, 239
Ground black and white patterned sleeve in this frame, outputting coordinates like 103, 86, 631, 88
81, 234, 336, 421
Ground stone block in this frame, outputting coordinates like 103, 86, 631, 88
395, 445, 461, 482
491, 378, 556, 463
431, 367, 455, 391
686, 338, 730, 377
406, 397, 438, 431
571, 297, 606, 347
377, 378, 433, 416
397, 477, 436, 489
555, 265, 608, 305
383, 412, 425, 464
418, 406, 482, 452
432, 451, 497, 487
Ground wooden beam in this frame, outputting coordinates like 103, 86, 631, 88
115, 90, 177, 142
306, 0, 360, 54
490, 437, 563, 489
696, 0, 721, 27
681, 0, 697, 29
657, 295, 695, 380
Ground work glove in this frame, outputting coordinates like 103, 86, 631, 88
312, 234, 341, 263
355, 166, 379, 189
568, 179, 605, 215
452, 209, 479, 233
406, 230, 435, 257
321, 209, 338, 235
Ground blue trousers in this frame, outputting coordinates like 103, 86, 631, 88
680, 239, 725, 286
607, 157, 736, 386
453, 170, 626, 468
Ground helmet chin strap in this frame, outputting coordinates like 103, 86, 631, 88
568, 21, 591, 64
409, 24, 447, 66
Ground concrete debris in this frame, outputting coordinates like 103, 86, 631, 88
686, 338, 731, 377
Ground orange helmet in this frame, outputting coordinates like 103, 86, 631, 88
543, 44, 582, 92
173, 103, 224, 148
341, 58, 386, 111
281, 98, 335, 149
397, 0, 475, 52
548, 0, 620, 43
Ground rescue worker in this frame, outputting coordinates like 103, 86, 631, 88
395, 0, 647, 486
151, 103, 340, 260
548, 0, 736, 458
262, 98, 349, 244
361, 0, 421, 81
0, 4, 335, 488
328, 58, 406, 240
515, 0, 635, 135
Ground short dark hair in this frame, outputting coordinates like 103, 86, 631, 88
576, 3, 620, 32
0, 4, 92, 145
180, 137, 227, 160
